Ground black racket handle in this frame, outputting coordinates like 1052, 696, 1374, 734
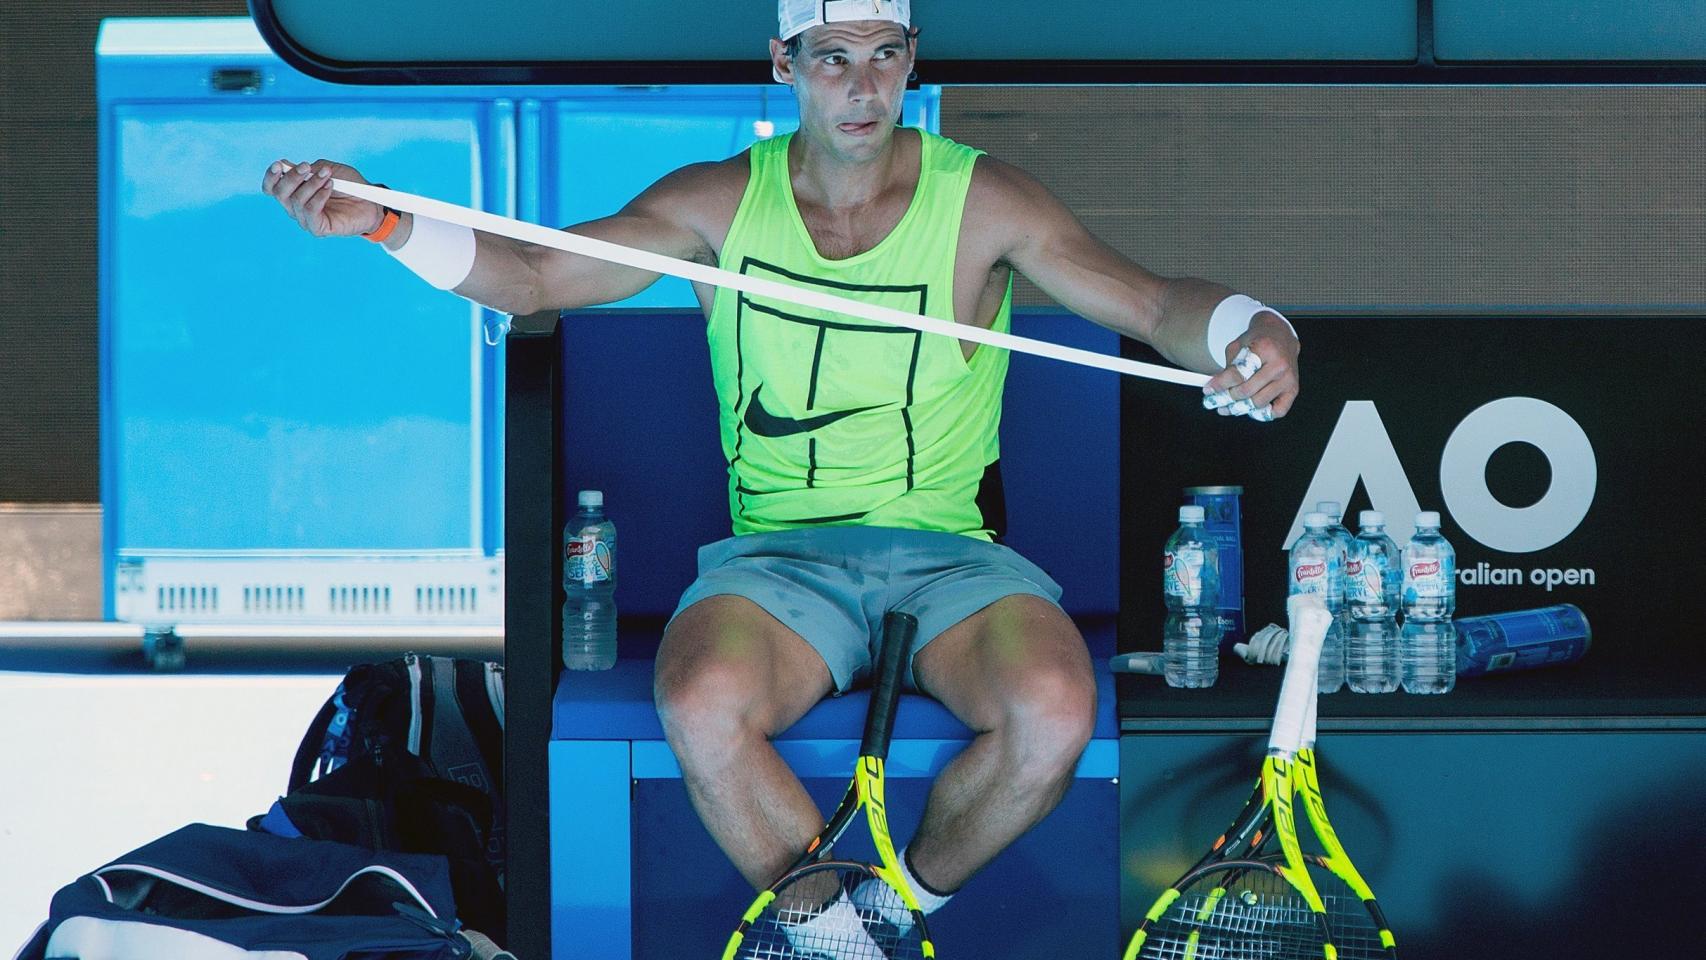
861, 611, 918, 760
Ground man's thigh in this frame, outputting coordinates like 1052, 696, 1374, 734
883, 529, 1069, 694
666, 528, 899, 693
656, 595, 835, 736
909, 594, 1093, 733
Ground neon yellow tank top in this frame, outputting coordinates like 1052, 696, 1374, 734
708, 129, 1012, 541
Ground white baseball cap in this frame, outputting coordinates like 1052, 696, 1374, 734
779, 0, 911, 42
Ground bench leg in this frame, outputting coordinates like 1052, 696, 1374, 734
550, 740, 633, 960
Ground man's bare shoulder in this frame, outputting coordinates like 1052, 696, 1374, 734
625, 153, 751, 249
969, 153, 1063, 215
963, 153, 1064, 259
629, 154, 748, 217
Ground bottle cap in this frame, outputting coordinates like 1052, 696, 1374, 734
1415, 510, 1440, 527
1178, 505, 1205, 523
578, 490, 604, 508
1302, 511, 1329, 528
1317, 500, 1343, 519
1359, 510, 1385, 527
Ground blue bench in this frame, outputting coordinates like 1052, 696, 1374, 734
533, 310, 1127, 959
549, 630, 1119, 958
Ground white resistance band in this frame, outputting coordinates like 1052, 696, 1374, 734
336, 179, 1210, 388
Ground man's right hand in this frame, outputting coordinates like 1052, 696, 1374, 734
262, 159, 384, 238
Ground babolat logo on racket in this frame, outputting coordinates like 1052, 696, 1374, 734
1271, 786, 1297, 837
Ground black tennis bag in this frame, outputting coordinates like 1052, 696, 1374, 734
254, 653, 507, 937
288, 653, 505, 800
16, 823, 472, 960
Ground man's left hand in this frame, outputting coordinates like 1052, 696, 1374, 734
1201, 311, 1300, 421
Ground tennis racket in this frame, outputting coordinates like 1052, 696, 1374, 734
1293, 668, 1397, 957
1123, 594, 1394, 960
722, 611, 934, 960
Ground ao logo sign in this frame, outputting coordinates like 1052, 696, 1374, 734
1287, 397, 1597, 553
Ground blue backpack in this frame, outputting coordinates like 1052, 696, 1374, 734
260, 654, 507, 937
15, 823, 493, 960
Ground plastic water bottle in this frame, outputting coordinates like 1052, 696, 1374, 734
1347, 617, 1400, 694
1346, 511, 1401, 693
1315, 502, 1355, 693
563, 490, 618, 670
1401, 510, 1455, 693
1163, 505, 1221, 688
1317, 501, 1354, 569
1289, 512, 1344, 693
1400, 620, 1456, 694
1402, 511, 1456, 621
1348, 510, 1401, 621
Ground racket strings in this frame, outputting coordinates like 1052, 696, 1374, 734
1302, 861, 1390, 958
736, 867, 927, 960
1136, 867, 1388, 960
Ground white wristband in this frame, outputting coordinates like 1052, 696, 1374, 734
1205, 294, 1296, 368
386, 214, 476, 290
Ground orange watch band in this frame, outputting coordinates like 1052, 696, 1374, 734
363, 205, 401, 243
361, 182, 400, 243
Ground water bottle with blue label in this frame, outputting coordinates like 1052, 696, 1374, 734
563, 490, 619, 670
1163, 505, 1221, 688
1401, 510, 1455, 693
1289, 511, 1345, 693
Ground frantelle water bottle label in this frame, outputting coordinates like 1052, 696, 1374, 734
1407, 557, 1454, 597
1291, 558, 1329, 596
1164, 546, 1207, 605
566, 533, 613, 584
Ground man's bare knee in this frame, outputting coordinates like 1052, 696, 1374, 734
654, 595, 831, 749
655, 655, 765, 752
1003, 659, 1097, 781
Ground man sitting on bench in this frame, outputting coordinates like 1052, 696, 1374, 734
259, 0, 1301, 929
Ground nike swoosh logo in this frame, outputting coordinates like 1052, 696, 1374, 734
743, 384, 891, 438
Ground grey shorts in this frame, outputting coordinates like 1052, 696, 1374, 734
667, 525, 1065, 694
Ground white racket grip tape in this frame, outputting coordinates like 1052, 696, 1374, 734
330, 179, 1212, 388
1302, 668, 1320, 749
1269, 594, 1331, 756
